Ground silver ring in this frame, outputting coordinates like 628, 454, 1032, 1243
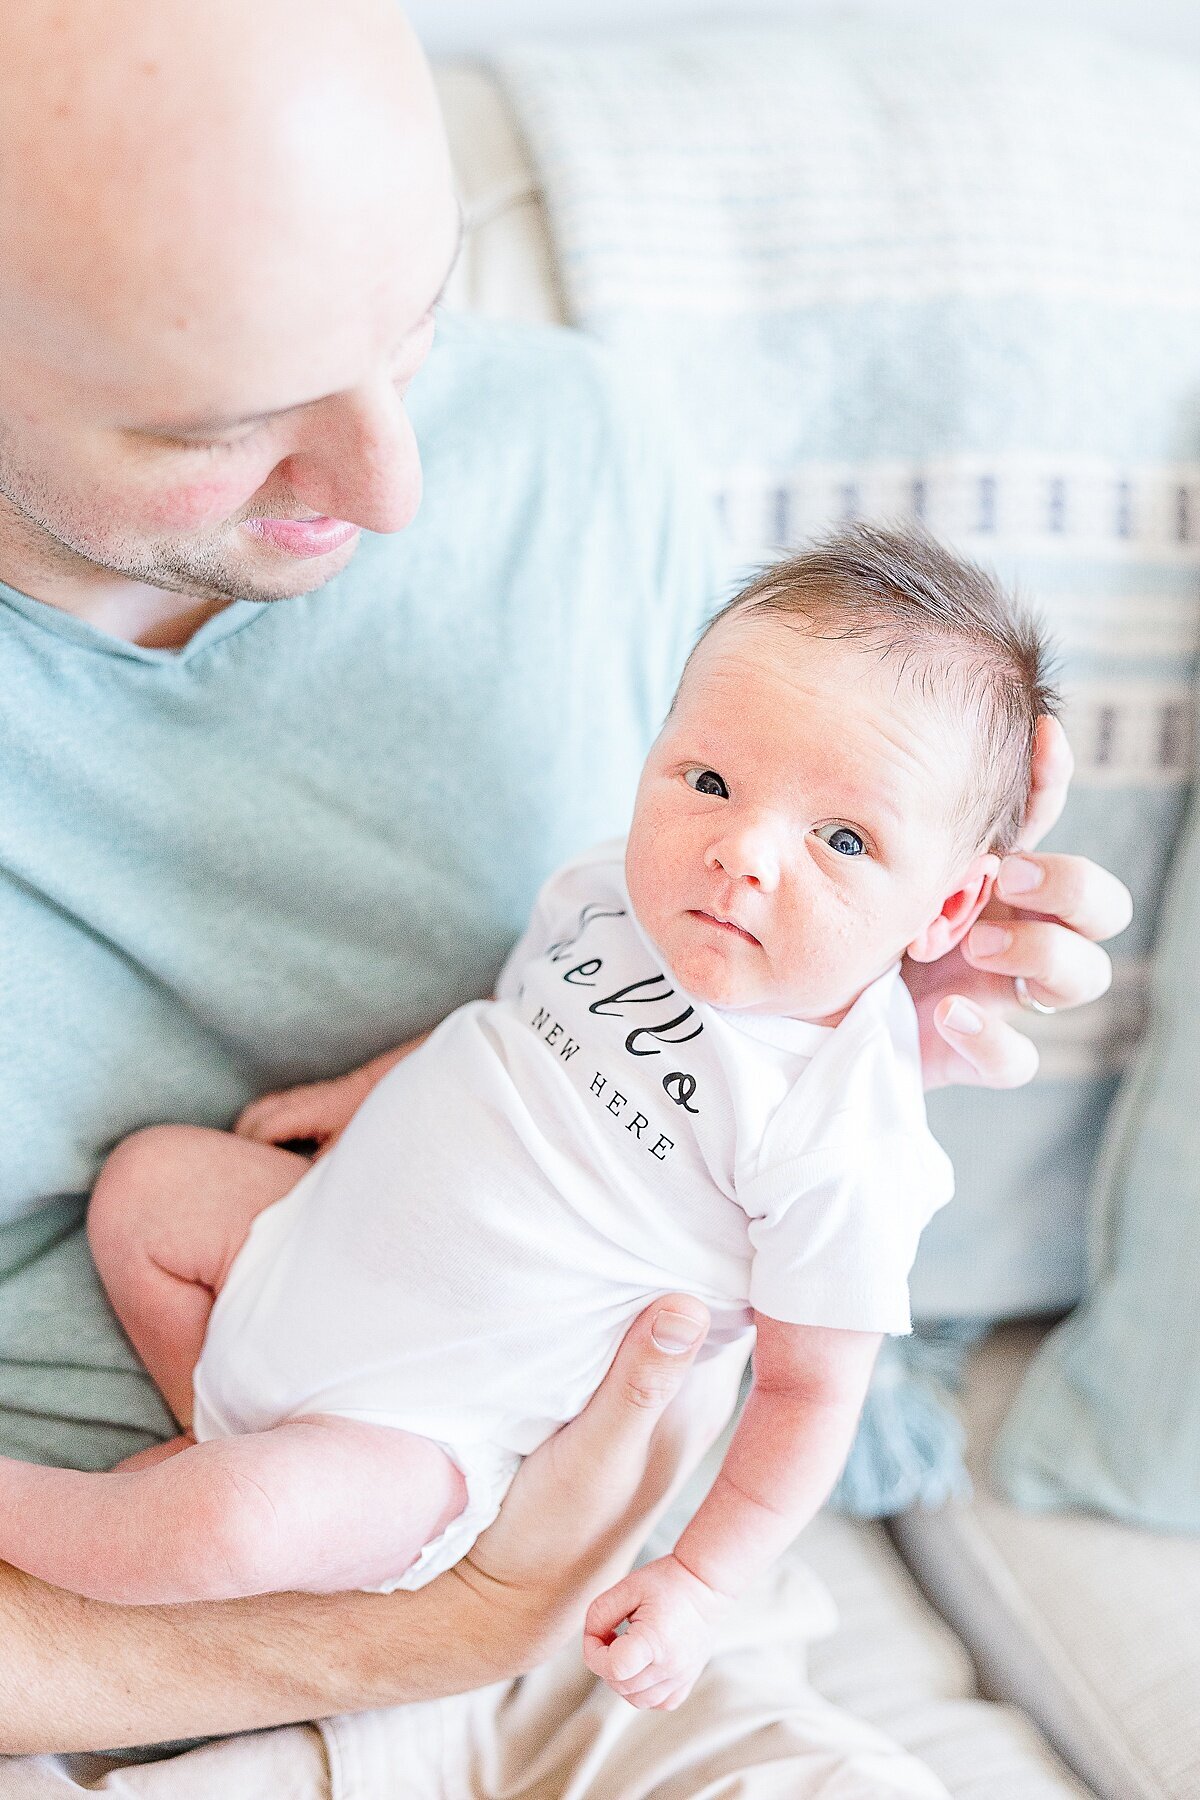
1014, 976, 1057, 1016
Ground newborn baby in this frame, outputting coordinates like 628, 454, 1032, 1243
2, 524, 1056, 1712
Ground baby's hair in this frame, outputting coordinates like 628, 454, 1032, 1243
687, 523, 1060, 855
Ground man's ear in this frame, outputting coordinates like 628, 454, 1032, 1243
906, 853, 1001, 964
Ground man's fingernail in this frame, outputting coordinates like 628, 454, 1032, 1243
999, 856, 1043, 895
943, 997, 984, 1035
652, 1309, 705, 1353
970, 923, 1011, 957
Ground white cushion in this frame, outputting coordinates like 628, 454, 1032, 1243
643, 1404, 1090, 1796
893, 1325, 1200, 1800
801, 1512, 1092, 1799
433, 65, 565, 324
647, 1437, 1091, 1796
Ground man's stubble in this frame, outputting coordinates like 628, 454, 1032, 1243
0, 446, 353, 607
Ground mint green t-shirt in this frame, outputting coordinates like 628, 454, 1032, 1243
0, 313, 723, 1468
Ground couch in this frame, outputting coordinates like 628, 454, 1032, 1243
432, 58, 1200, 1800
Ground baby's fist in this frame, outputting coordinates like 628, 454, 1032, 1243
583, 1554, 729, 1712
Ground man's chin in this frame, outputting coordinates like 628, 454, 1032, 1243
166, 526, 363, 605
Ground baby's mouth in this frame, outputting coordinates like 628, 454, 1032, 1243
688, 909, 761, 948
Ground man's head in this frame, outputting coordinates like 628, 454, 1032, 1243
625, 525, 1059, 1022
0, 0, 459, 613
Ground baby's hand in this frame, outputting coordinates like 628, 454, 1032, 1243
234, 1071, 369, 1158
236, 1038, 428, 1159
583, 1553, 731, 1712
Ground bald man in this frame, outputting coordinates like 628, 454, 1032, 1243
0, 1, 1129, 1793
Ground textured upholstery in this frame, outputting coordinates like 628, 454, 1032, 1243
802, 1511, 1094, 1799
894, 1326, 1200, 1800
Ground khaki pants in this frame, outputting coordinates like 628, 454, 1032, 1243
1, 1562, 948, 1798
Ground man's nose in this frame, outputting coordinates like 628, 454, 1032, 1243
705, 818, 781, 892
282, 383, 424, 534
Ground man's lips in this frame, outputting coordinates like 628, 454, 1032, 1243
243, 515, 360, 558
688, 909, 761, 947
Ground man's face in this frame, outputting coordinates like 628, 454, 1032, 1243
0, 16, 461, 608
624, 617, 978, 1023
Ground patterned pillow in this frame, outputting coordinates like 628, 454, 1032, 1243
496, 17, 1200, 1325
992, 673, 1200, 1525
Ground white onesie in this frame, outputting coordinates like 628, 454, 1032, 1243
192, 840, 954, 1590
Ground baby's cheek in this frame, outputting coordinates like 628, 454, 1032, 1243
784, 891, 858, 980
624, 803, 670, 912
841, 896, 915, 979
794, 885, 847, 941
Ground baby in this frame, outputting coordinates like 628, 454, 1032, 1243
2, 524, 1056, 1713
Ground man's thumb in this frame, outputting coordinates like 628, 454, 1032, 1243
649, 1302, 709, 1358
607, 1297, 709, 1426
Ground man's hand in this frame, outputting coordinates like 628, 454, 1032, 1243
442, 1297, 721, 1682
906, 717, 1133, 1090
583, 1553, 729, 1713
0, 1296, 720, 1753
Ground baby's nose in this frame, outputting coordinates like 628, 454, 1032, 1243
706, 825, 781, 891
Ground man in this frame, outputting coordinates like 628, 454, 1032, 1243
0, 0, 1129, 1791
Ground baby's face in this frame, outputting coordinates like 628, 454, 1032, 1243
625, 615, 985, 1022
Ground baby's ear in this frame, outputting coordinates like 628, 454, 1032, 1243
906, 853, 1001, 964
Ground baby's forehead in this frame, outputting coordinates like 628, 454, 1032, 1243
681, 608, 979, 823
687, 606, 948, 723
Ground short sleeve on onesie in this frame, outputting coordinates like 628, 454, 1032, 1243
732, 969, 954, 1336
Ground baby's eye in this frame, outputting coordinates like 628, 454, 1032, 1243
814, 823, 866, 858
684, 768, 729, 799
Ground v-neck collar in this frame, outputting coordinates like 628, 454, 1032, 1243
0, 579, 268, 665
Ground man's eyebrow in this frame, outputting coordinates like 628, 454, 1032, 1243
137, 200, 466, 438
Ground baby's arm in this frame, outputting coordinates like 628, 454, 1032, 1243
584, 1316, 881, 1710
0, 1415, 465, 1606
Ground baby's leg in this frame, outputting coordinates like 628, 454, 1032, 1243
0, 1416, 466, 1604
116, 1430, 196, 1471
88, 1124, 311, 1427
